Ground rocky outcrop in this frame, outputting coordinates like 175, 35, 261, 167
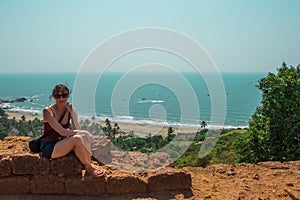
0, 136, 192, 196
107, 151, 172, 173
91, 135, 173, 173
0, 153, 191, 196
2, 136, 299, 199
91, 136, 112, 164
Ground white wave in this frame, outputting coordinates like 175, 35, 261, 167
78, 114, 248, 130
115, 115, 134, 120
7, 107, 42, 115
30, 94, 44, 98
206, 124, 248, 130
0, 103, 13, 109
137, 99, 164, 104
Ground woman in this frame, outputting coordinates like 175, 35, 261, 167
40, 84, 105, 176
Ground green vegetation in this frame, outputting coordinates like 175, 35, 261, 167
174, 130, 206, 167
235, 63, 300, 163
175, 129, 245, 167
0, 115, 43, 139
101, 118, 176, 153
101, 119, 244, 167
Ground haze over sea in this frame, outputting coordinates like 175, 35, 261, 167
0, 72, 265, 129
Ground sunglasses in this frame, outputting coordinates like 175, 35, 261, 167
54, 93, 69, 99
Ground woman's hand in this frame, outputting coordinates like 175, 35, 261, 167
66, 103, 81, 130
66, 102, 73, 113
74, 130, 94, 143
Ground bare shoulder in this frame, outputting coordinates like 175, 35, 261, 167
43, 106, 51, 113
43, 106, 54, 118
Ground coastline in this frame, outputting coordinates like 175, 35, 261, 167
5, 111, 247, 138
0, 72, 260, 131
5, 111, 202, 137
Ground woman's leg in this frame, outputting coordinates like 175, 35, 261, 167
51, 135, 105, 176
51, 135, 90, 166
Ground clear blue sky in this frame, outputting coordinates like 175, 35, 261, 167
0, 0, 299, 73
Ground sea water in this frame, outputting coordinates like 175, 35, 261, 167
0, 72, 266, 128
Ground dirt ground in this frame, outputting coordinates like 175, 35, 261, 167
1, 136, 299, 200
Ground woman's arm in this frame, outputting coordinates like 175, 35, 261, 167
66, 103, 81, 130
43, 107, 76, 137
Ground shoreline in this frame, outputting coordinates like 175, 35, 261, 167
4, 111, 200, 136
4, 111, 247, 137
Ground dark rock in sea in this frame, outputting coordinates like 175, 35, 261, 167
14, 98, 27, 103
0, 99, 9, 104
0, 97, 27, 104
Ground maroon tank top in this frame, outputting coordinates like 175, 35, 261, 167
42, 107, 70, 141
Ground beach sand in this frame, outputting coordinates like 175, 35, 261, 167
6, 111, 42, 121
5, 111, 200, 137
116, 122, 200, 137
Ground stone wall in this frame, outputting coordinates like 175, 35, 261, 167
0, 153, 191, 196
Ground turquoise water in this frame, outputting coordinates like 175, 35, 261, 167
0, 72, 265, 128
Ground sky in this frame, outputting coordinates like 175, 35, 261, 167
0, 0, 299, 73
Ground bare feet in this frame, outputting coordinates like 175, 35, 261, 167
86, 164, 106, 177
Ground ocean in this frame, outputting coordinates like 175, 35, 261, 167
0, 72, 266, 129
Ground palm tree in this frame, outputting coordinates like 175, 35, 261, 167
148, 132, 152, 148
114, 122, 120, 131
104, 118, 112, 137
167, 127, 173, 141
200, 121, 207, 129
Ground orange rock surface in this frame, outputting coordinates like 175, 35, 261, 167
1, 136, 299, 200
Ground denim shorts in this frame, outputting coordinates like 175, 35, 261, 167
40, 140, 59, 159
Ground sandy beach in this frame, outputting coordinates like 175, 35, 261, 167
6, 111, 42, 121
5, 111, 201, 137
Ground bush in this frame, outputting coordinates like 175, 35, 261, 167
236, 63, 300, 163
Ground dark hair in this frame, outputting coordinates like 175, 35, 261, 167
49, 84, 71, 99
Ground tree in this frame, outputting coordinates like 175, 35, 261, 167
200, 121, 207, 129
0, 108, 6, 117
236, 63, 300, 163
112, 123, 120, 139
146, 132, 152, 148
152, 135, 163, 149
114, 123, 120, 130
104, 118, 112, 137
167, 127, 174, 141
